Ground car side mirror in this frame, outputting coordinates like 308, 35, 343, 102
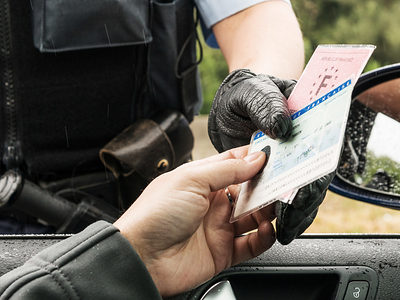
329, 63, 400, 209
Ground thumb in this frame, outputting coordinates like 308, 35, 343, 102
240, 75, 292, 140
184, 151, 267, 193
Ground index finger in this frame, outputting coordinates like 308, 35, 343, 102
185, 145, 250, 168
176, 150, 266, 194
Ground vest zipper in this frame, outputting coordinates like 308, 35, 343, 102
0, 0, 22, 169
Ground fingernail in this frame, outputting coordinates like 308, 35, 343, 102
257, 146, 270, 174
244, 151, 264, 163
261, 145, 271, 157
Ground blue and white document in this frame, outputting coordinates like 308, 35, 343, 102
230, 44, 375, 222
231, 79, 354, 222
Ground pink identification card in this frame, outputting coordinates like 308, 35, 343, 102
287, 44, 376, 114
279, 45, 375, 205
230, 45, 375, 222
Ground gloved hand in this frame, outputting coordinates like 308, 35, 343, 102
208, 69, 296, 152
275, 172, 336, 245
208, 69, 335, 245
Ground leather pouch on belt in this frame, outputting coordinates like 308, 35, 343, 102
99, 110, 194, 209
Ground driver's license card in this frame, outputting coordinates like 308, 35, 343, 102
287, 44, 376, 114
231, 79, 354, 222
230, 44, 375, 222
279, 44, 375, 204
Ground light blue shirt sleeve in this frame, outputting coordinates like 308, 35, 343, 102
196, 0, 292, 48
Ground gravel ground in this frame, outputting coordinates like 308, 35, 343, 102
190, 115, 218, 160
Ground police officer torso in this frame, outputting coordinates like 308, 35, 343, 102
0, 0, 201, 232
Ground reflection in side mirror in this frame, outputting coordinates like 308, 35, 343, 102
358, 78, 400, 123
364, 113, 400, 193
337, 78, 400, 198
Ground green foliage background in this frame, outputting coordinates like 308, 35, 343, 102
198, 0, 400, 114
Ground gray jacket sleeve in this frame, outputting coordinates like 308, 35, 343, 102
0, 221, 162, 300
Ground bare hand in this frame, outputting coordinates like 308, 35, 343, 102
114, 146, 276, 296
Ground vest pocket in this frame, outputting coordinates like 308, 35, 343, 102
32, 0, 152, 52
148, 0, 202, 121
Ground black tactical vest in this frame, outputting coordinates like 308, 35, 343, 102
0, 0, 202, 183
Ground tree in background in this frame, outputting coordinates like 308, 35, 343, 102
363, 151, 400, 194
293, 0, 400, 66
199, 0, 400, 114
197, 41, 227, 114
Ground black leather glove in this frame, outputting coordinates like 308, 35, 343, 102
208, 69, 296, 152
208, 69, 335, 245
275, 172, 336, 245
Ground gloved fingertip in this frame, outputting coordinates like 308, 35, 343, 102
277, 238, 292, 246
271, 116, 292, 140
276, 231, 296, 245
282, 122, 293, 140
277, 208, 320, 245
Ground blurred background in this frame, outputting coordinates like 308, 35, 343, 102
191, 0, 400, 233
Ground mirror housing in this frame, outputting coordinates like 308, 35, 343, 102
329, 63, 400, 209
